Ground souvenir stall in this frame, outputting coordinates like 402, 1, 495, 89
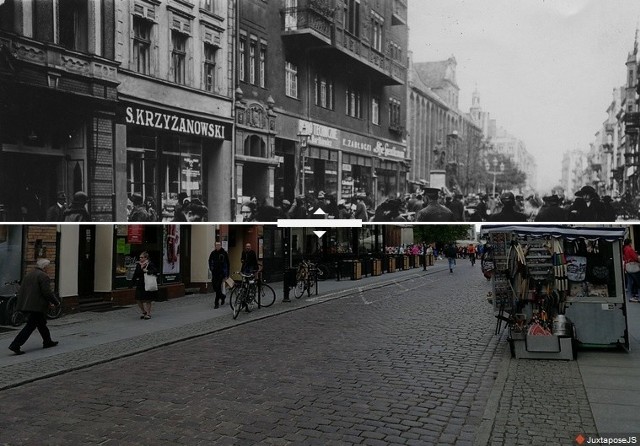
483, 226, 630, 360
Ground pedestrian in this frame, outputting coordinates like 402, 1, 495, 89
573, 185, 605, 221
444, 243, 457, 273
128, 193, 150, 222
130, 251, 159, 319
208, 241, 230, 309
535, 194, 568, 222
9, 258, 60, 355
354, 194, 369, 220
415, 188, 455, 222
45, 192, 67, 222
623, 239, 640, 303
185, 199, 208, 222
240, 202, 256, 222
172, 192, 189, 222
145, 196, 159, 222
241, 243, 259, 275
64, 191, 91, 222
488, 192, 528, 222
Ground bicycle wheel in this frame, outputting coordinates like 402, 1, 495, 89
8, 298, 24, 327
232, 289, 243, 319
293, 279, 306, 299
316, 264, 330, 281
257, 283, 276, 307
47, 295, 63, 319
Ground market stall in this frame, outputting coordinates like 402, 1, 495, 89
482, 225, 630, 360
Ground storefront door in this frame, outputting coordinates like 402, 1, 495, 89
77, 225, 95, 298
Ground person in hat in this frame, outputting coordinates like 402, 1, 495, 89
145, 196, 159, 222
9, 258, 60, 355
447, 193, 465, 222
45, 192, 67, 222
172, 192, 189, 222
63, 191, 90, 222
535, 194, 568, 222
488, 192, 528, 222
354, 194, 369, 220
337, 199, 353, 219
415, 188, 455, 222
128, 193, 151, 222
572, 185, 605, 222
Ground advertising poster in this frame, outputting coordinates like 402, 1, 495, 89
128, 225, 144, 244
163, 225, 180, 282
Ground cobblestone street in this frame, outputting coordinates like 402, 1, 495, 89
0, 261, 624, 445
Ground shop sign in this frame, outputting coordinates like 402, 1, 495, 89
341, 136, 406, 160
299, 120, 338, 148
128, 225, 144, 244
120, 103, 232, 141
342, 164, 352, 172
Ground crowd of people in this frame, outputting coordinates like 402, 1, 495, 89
245, 184, 627, 222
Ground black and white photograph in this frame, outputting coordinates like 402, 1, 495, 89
3, 0, 640, 223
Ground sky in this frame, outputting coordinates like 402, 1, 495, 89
407, 0, 640, 192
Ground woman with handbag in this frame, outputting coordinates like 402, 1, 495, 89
131, 251, 159, 319
623, 239, 640, 303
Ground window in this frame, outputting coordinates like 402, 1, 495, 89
390, 42, 402, 61
202, 0, 220, 14
372, 97, 379, 125
259, 45, 266, 88
285, 61, 298, 98
239, 36, 246, 82
314, 74, 334, 110
345, 0, 360, 36
172, 31, 187, 84
204, 43, 217, 92
133, 17, 152, 75
389, 98, 401, 126
371, 13, 383, 52
249, 40, 256, 85
345, 85, 362, 118
59, 0, 88, 52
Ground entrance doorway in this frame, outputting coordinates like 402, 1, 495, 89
77, 225, 95, 300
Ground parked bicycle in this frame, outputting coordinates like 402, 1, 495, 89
294, 260, 320, 298
228, 270, 276, 319
1, 280, 63, 326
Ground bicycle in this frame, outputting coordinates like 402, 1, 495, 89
228, 271, 276, 319
2, 281, 62, 326
294, 260, 319, 298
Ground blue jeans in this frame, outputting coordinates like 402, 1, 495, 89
448, 257, 456, 271
626, 271, 640, 298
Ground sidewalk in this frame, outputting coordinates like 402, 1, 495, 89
0, 262, 449, 390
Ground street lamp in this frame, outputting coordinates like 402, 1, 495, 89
485, 157, 505, 198
297, 123, 312, 196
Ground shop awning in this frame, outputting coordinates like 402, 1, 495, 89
480, 225, 627, 241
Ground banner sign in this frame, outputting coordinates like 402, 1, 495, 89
128, 225, 144, 244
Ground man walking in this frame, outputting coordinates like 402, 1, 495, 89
208, 241, 230, 309
9, 258, 60, 355
444, 243, 458, 273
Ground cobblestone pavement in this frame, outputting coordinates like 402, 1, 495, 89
0, 262, 600, 445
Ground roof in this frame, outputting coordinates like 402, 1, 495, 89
480, 225, 626, 241
408, 63, 450, 108
413, 58, 458, 90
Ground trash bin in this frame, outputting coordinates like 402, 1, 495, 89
283, 267, 298, 302
372, 259, 382, 276
387, 255, 396, 273
403, 256, 410, 270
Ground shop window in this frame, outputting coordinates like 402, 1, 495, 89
59, 0, 88, 52
171, 31, 187, 85
285, 60, 298, 98
133, 16, 152, 75
204, 43, 217, 92
126, 132, 158, 203
244, 135, 266, 158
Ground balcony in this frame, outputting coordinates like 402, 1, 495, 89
0, 32, 119, 96
280, 7, 406, 86
624, 111, 640, 131
280, 6, 333, 46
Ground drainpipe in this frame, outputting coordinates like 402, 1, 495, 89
230, 0, 239, 221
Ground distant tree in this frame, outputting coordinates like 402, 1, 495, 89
413, 225, 473, 244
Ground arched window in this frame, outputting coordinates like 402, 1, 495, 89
244, 135, 266, 158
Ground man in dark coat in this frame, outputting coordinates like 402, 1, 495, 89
447, 193, 465, 222
208, 241, 230, 309
535, 194, 568, 222
489, 192, 528, 222
9, 259, 60, 355
415, 188, 455, 222
572, 185, 606, 222
241, 242, 259, 275
45, 192, 67, 222
128, 193, 150, 222
64, 191, 91, 222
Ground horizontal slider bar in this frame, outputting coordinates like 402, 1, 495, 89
277, 219, 363, 228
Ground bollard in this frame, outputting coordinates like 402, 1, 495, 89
423, 253, 427, 271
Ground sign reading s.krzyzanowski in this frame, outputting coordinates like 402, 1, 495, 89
120, 103, 232, 140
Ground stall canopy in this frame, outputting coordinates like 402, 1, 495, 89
481, 225, 626, 242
